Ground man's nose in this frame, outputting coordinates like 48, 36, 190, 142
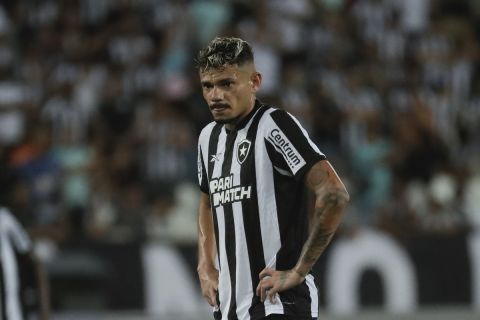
210, 87, 223, 101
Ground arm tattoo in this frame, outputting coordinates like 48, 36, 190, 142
295, 162, 349, 277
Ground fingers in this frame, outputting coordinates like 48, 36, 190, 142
212, 289, 219, 308
201, 277, 219, 307
199, 269, 219, 308
260, 284, 278, 304
204, 287, 218, 308
256, 268, 277, 303
256, 278, 270, 301
267, 288, 277, 304
205, 294, 215, 307
261, 285, 270, 303
257, 268, 301, 304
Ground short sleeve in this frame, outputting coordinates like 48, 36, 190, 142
197, 143, 209, 194
264, 109, 326, 180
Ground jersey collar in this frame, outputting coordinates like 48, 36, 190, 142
226, 99, 262, 133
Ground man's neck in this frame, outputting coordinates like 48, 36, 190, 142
225, 101, 257, 132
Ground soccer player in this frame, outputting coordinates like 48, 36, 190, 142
196, 37, 349, 320
0, 207, 50, 320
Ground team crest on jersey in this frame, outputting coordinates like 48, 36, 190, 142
237, 139, 251, 164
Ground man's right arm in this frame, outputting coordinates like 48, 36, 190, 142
197, 192, 219, 308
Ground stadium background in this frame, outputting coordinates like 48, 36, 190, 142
0, 0, 479, 319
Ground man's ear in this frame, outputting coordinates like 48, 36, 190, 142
250, 72, 262, 92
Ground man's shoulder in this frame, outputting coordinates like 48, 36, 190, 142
200, 121, 217, 131
252, 102, 276, 120
0, 207, 11, 221
248, 103, 291, 137
0, 207, 15, 232
199, 121, 218, 140
256, 104, 296, 130
256, 102, 289, 119
266, 106, 290, 118
261, 105, 303, 128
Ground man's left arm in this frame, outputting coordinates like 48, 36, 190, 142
256, 160, 349, 303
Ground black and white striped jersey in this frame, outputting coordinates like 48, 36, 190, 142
197, 100, 326, 320
0, 207, 32, 320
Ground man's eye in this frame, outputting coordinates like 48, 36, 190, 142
222, 81, 232, 88
203, 83, 213, 89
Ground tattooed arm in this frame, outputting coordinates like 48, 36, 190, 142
256, 160, 349, 303
293, 160, 349, 277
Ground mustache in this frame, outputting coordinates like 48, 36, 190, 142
210, 102, 230, 109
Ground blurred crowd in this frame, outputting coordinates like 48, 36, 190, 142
0, 0, 480, 249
